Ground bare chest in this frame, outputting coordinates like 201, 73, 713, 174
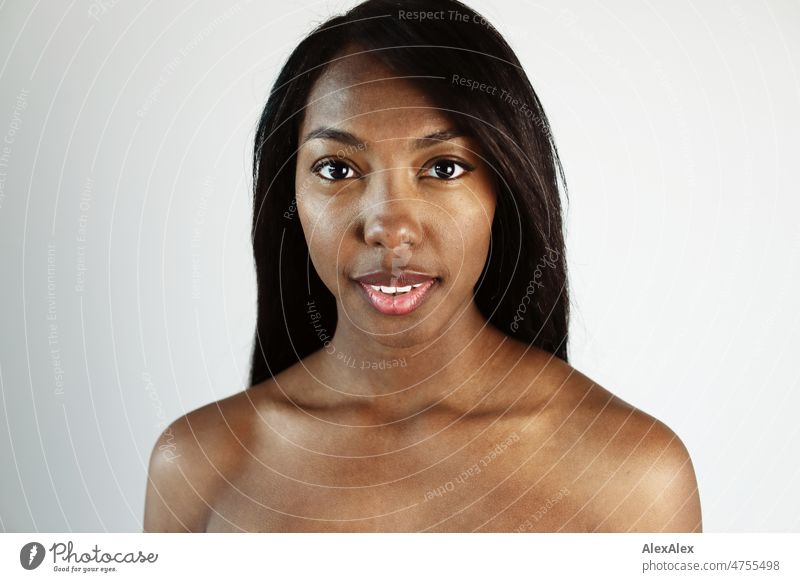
204, 425, 597, 532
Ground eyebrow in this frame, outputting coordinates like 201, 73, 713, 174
300, 127, 466, 149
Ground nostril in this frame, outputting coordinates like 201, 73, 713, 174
367, 232, 418, 251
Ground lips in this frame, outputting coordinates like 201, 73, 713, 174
351, 271, 439, 316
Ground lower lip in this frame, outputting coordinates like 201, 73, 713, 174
355, 278, 438, 316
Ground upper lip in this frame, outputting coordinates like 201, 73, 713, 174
352, 270, 438, 286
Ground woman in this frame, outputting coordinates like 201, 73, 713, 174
144, 0, 701, 532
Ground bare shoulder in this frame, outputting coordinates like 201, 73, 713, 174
516, 350, 702, 532
143, 388, 264, 532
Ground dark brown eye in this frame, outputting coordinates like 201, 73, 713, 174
426, 159, 469, 180
313, 159, 356, 180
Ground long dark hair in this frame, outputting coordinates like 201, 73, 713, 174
249, 0, 569, 387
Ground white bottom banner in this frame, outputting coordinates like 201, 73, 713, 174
1, 533, 796, 581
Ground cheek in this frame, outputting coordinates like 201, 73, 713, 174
296, 187, 330, 247
455, 195, 495, 261
431, 198, 493, 291
296, 193, 350, 282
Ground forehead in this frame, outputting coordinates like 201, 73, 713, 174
301, 52, 452, 140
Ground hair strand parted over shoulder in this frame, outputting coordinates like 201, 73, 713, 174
249, 0, 569, 387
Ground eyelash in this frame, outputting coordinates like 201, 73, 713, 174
310, 158, 475, 182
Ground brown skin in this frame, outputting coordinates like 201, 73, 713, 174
144, 51, 702, 533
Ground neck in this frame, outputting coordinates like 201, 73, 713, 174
310, 299, 512, 420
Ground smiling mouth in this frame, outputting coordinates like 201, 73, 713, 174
352, 275, 439, 316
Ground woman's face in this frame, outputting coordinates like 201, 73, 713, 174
295, 51, 497, 347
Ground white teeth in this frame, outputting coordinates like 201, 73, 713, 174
368, 284, 415, 294
366, 281, 431, 294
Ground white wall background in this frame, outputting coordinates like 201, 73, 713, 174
0, 0, 798, 532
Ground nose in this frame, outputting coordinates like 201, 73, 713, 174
361, 172, 424, 252
363, 209, 422, 250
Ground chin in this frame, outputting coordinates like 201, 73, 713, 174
341, 292, 447, 346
